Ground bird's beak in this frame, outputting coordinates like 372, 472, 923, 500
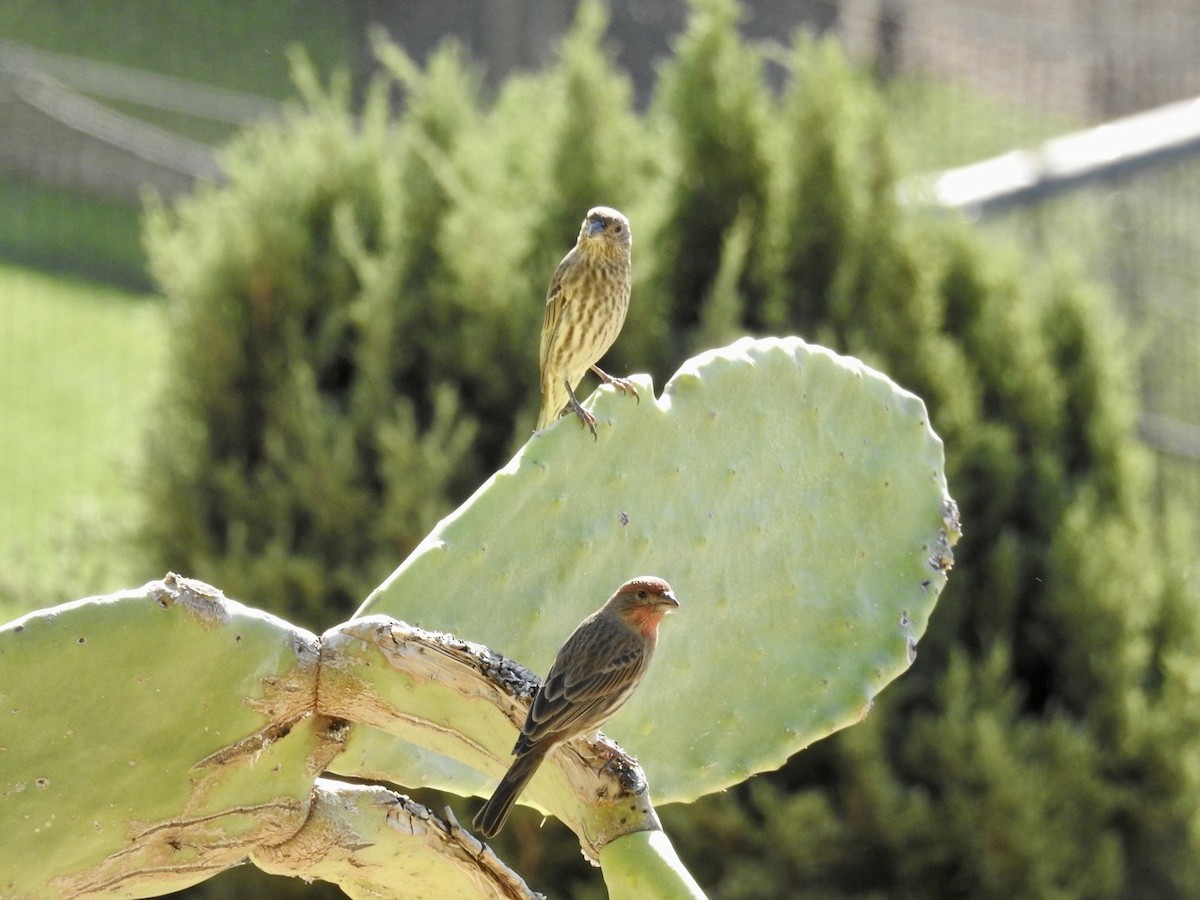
587, 218, 606, 239
660, 591, 679, 610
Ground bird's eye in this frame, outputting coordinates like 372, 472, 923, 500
613, 224, 623, 233
637, 589, 648, 599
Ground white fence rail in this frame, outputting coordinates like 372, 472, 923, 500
903, 95, 1200, 215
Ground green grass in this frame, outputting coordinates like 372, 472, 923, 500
0, 264, 168, 622
0, 1, 357, 291
0, 0, 353, 100
0, 176, 148, 289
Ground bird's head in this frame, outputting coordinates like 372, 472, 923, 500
577, 206, 632, 260
608, 576, 678, 636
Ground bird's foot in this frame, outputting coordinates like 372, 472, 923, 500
590, 365, 639, 403
565, 394, 599, 440
592, 738, 645, 791
592, 734, 626, 772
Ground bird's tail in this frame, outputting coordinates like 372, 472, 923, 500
535, 393, 565, 432
535, 405, 557, 432
473, 746, 549, 838
537, 373, 576, 432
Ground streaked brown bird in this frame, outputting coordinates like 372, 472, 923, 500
473, 576, 679, 838
536, 206, 637, 437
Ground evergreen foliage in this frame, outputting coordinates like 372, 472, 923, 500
144, 0, 1200, 894
649, 0, 771, 357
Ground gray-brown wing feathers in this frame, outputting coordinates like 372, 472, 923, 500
514, 624, 648, 752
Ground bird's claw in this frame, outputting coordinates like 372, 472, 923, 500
594, 739, 642, 790
565, 395, 599, 440
607, 376, 639, 403
591, 366, 640, 404
598, 746, 622, 774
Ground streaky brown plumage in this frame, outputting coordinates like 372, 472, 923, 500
536, 206, 637, 437
472, 576, 678, 838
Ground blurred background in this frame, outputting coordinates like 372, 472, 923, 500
3, 0, 1199, 897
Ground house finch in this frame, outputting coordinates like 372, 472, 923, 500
536, 206, 638, 437
473, 576, 679, 838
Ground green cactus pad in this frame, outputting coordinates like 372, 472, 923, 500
356, 336, 958, 804
252, 778, 540, 898
0, 575, 332, 899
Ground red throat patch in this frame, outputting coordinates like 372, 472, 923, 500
627, 604, 666, 638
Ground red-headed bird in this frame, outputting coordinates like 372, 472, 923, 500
473, 576, 678, 837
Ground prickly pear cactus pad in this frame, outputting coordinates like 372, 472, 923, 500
251, 779, 540, 899
0, 575, 335, 899
356, 336, 959, 804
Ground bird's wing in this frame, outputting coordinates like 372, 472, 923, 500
522, 633, 646, 744
539, 251, 576, 375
